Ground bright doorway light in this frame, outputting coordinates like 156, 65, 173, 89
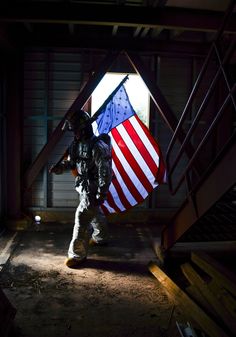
91, 73, 150, 127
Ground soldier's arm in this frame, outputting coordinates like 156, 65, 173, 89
49, 145, 75, 175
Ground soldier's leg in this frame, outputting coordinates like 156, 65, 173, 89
67, 198, 94, 266
90, 206, 109, 245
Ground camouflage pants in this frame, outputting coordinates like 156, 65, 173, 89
68, 192, 108, 259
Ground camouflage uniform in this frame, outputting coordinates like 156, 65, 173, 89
50, 110, 112, 263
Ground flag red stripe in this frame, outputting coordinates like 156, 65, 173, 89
124, 117, 160, 179
111, 173, 133, 210
101, 204, 109, 215
134, 115, 166, 184
112, 126, 154, 192
111, 147, 144, 203
155, 153, 166, 184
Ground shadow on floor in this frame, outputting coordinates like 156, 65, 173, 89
0, 222, 185, 337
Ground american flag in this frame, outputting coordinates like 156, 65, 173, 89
92, 76, 166, 215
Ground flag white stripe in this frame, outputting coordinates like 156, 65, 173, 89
103, 200, 115, 213
130, 116, 160, 166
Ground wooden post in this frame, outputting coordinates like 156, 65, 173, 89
6, 51, 22, 219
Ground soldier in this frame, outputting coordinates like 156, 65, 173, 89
49, 109, 112, 268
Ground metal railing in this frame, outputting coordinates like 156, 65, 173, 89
166, 1, 236, 199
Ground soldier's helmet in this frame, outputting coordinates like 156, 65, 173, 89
62, 109, 94, 139
63, 109, 91, 132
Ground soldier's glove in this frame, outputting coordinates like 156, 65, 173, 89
49, 164, 63, 175
95, 193, 106, 205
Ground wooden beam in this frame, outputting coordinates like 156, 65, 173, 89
125, 51, 202, 166
185, 284, 215, 316
181, 262, 236, 335
0, 3, 236, 33
148, 261, 230, 337
208, 281, 236, 320
23, 50, 120, 190
22, 32, 209, 56
125, 51, 178, 132
191, 251, 236, 297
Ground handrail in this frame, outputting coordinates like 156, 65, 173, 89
165, 0, 236, 158
166, 44, 214, 157
167, 38, 236, 180
166, 0, 236, 197
170, 85, 235, 195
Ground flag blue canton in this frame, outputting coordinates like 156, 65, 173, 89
95, 86, 135, 134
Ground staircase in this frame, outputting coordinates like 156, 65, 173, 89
161, 0, 236, 253
180, 184, 236, 243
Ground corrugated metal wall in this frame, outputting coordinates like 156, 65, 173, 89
23, 49, 86, 209
23, 48, 196, 215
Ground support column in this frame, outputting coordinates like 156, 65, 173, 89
5, 51, 22, 221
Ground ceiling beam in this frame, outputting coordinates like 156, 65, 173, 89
22, 33, 209, 56
0, 3, 236, 33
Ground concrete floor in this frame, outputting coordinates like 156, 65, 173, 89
0, 222, 187, 337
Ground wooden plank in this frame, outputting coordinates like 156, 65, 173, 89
148, 261, 230, 337
24, 50, 120, 190
208, 280, 236, 319
191, 251, 236, 297
185, 284, 216, 318
181, 262, 236, 335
